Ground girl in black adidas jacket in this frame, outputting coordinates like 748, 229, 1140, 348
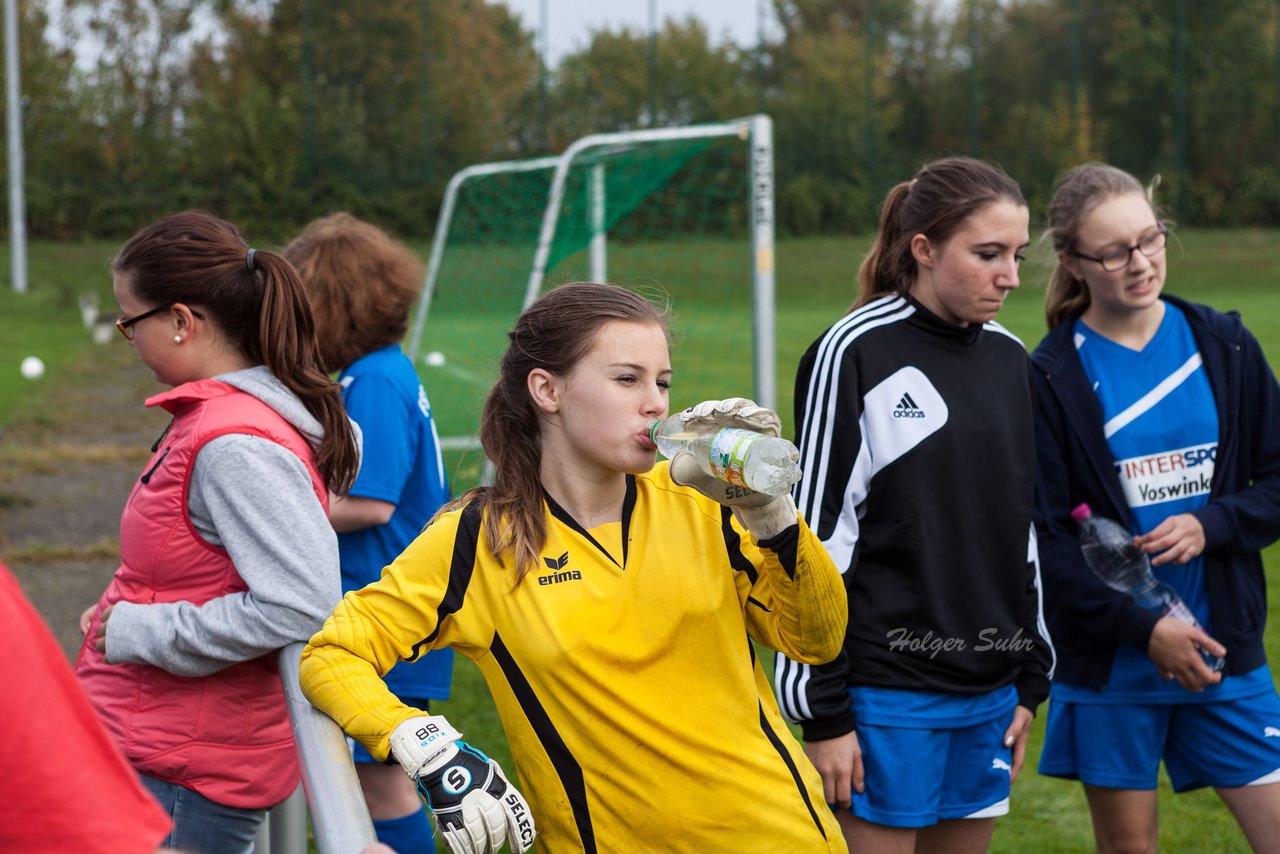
775, 157, 1054, 853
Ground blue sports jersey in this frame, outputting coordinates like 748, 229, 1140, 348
1059, 304, 1267, 703
340, 345, 453, 700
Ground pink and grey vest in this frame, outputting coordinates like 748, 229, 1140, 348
76, 379, 327, 808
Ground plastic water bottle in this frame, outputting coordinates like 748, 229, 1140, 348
1071, 503, 1224, 672
648, 418, 801, 496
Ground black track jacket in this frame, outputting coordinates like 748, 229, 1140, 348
775, 294, 1054, 741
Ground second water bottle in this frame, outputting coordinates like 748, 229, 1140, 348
1071, 503, 1224, 672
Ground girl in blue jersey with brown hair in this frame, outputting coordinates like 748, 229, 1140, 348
1033, 163, 1280, 853
286, 213, 454, 854
300, 282, 849, 854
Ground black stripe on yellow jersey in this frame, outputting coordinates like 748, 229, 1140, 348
492, 633, 596, 852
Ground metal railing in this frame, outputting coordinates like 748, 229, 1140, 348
262, 641, 378, 854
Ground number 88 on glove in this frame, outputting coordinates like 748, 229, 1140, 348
390, 715, 536, 854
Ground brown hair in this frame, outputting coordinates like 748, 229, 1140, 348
283, 213, 425, 373
1043, 163, 1153, 329
114, 211, 359, 494
855, 156, 1026, 311
436, 283, 670, 583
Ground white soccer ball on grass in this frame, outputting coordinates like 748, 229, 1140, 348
20, 356, 45, 380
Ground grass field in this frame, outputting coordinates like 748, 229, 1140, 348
1, 230, 1277, 852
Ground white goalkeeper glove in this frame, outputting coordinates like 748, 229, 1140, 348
667, 397, 799, 539
389, 716, 536, 854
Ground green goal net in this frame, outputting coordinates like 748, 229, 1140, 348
408, 116, 776, 489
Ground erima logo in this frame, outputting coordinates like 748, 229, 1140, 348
992, 758, 1011, 773
538, 552, 581, 586
893, 393, 926, 419
1265, 727, 1280, 738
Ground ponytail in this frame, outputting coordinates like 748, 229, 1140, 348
252, 252, 359, 494
1044, 267, 1091, 330
433, 368, 546, 583
853, 181, 914, 311
114, 211, 359, 494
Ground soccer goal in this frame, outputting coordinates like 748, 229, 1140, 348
407, 115, 776, 488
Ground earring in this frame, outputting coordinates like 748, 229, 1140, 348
174, 336, 182, 343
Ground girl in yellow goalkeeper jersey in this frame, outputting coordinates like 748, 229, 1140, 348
301, 282, 849, 854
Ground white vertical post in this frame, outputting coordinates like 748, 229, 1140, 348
588, 163, 607, 283
749, 114, 776, 412
270, 788, 309, 854
254, 814, 272, 854
278, 642, 378, 854
4, 0, 27, 294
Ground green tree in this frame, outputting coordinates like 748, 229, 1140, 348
549, 17, 753, 147
767, 0, 915, 232
242, 0, 541, 232
23, 0, 541, 236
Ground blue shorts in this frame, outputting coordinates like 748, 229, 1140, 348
350, 698, 432, 765
1038, 690, 1280, 792
850, 715, 1014, 828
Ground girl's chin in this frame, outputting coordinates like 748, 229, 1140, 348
622, 452, 659, 476
962, 308, 1000, 326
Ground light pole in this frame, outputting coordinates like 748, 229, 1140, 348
1173, 0, 1188, 219
755, 0, 766, 113
301, 0, 317, 191
4, 0, 27, 294
968, 0, 980, 157
865, 0, 877, 200
540, 0, 549, 149
648, 0, 658, 126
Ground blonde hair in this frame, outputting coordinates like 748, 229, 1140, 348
1043, 163, 1158, 329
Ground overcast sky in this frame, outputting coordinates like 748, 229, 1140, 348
499, 0, 771, 66
43, 1, 774, 72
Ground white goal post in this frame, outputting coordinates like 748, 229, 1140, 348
407, 114, 776, 459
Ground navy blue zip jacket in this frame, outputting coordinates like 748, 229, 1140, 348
1031, 294, 1280, 690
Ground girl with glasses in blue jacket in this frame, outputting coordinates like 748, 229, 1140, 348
1033, 163, 1280, 853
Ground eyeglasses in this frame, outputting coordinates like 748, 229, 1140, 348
116, 305, 204, 341
1071, 225, 1169, 273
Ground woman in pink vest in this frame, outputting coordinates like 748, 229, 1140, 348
75, 211, 361, 854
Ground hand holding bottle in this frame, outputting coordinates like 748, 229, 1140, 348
1133, 512, 1207, 567
1070, 503, 1225, 676
659, 398, 800, 538
1148, 616, 1225, 692
650, 398, 801, 496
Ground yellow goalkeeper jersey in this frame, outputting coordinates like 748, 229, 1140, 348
301, 463, 847, 853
